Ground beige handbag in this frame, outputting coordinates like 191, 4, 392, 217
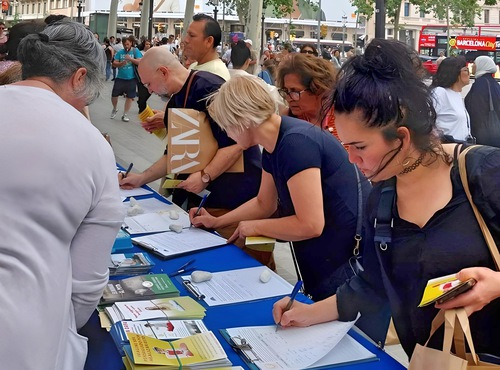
409, 145, 500, 370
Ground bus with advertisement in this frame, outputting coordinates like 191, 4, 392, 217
418, 24, 500, 61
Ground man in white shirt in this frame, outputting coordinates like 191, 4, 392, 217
184, 14, 230, 81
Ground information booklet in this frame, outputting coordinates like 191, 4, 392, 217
418, 273, 475, 307
108, 252, 155, 276
123, 332, 232, 369
105, 297, 206, 324
110, 319, 209, 356
221, 317, 377, 370
101, 274, 179, 305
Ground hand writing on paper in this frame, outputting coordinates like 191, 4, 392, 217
272, 297, 313, 328
435, 267, 500, 315
177, 172, 207, 194
119, 172, 144, 190
141, 110, 165, 133
227, 221, 258, 245
189, 207, 217, 229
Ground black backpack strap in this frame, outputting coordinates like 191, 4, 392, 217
373, 177, 396, 251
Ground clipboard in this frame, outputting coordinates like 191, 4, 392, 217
220, 329, 260, 370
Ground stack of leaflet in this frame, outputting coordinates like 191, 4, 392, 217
109, 252, 155, 276
122, 332, 232, 370
110, 319, 209, 356
100, 274, 179, 305
105, 297, 206, 325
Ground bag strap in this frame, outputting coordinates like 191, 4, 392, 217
458, 145, 500, 270
373, 177, 396, 251
183, 71, 198, 108
353, 165, 363, 256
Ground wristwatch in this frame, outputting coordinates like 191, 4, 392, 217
201, 169, 212, 184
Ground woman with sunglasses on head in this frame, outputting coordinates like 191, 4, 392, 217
276, 52, 343, 144
190, 75, 371, 301
273, 38, 500, 360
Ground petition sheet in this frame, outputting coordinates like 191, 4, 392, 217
181, 266, 293, 306
225, 318, 374, 369
132, 228, 227, 258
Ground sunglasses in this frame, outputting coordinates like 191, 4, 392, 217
301, 50, 315, 55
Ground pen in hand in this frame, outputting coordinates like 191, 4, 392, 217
276, 280, 303, 332
121, 162, 134, 179
190, 194, 209, 228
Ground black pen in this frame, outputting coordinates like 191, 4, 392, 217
121, 162, 134, 179
276, 280, 303, 332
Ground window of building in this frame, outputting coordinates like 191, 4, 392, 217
43, 2, 47, 12
404, 2, 410, 17
484, 9, 490, 24
21, 4, 24, 13
31, 3, 35, 13
63, 0, 68, 7
387, 28, 393, 36
420, 9, 426, 18
37, 2, 41, 13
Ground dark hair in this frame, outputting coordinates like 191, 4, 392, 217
431, 56, 467, 88
230, 40, 251, 68
44, 14, 68, 25
332, 38, 444, 177
5, 20, 46, 61
125, 35, 136, 45
300, 44, 318, 57
161, 36, 168, 44
192, 13, 221, 48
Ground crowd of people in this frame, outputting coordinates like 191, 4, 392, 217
1, 12, 500, 370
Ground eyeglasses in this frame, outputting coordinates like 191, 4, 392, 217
278, 88, 310, 101
301, 50, 315, 55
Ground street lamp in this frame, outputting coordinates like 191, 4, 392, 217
208, 0, 218, 21
341, 14, 347, 58
76, 0, 83, 23
260, 2, 267, 56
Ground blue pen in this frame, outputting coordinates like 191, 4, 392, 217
194, 194, 209, 217
276, 280, 303, 331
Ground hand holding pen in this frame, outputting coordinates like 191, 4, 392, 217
276, 280, 303, 331
189, 194, 212, 227
120, 162, 134, 179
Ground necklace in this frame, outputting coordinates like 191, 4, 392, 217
399, 153, 425, 175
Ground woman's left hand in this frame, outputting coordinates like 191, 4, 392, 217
227, 221, 258, 245
435, 267, 500, 315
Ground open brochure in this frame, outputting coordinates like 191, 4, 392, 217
123, 331, 232, 369
221, 316, 377, 369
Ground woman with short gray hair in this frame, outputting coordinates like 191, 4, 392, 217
0, 20, 123, 369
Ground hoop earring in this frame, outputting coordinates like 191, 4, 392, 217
401, 158, 411, 167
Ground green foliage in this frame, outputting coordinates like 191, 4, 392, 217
410, 0, 491, 26
219, 0, 320, 23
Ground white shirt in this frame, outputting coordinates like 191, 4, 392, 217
432, 86, 470, 141
0, 85, 124, 370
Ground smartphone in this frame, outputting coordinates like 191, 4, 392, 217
436, 278, 476, 304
